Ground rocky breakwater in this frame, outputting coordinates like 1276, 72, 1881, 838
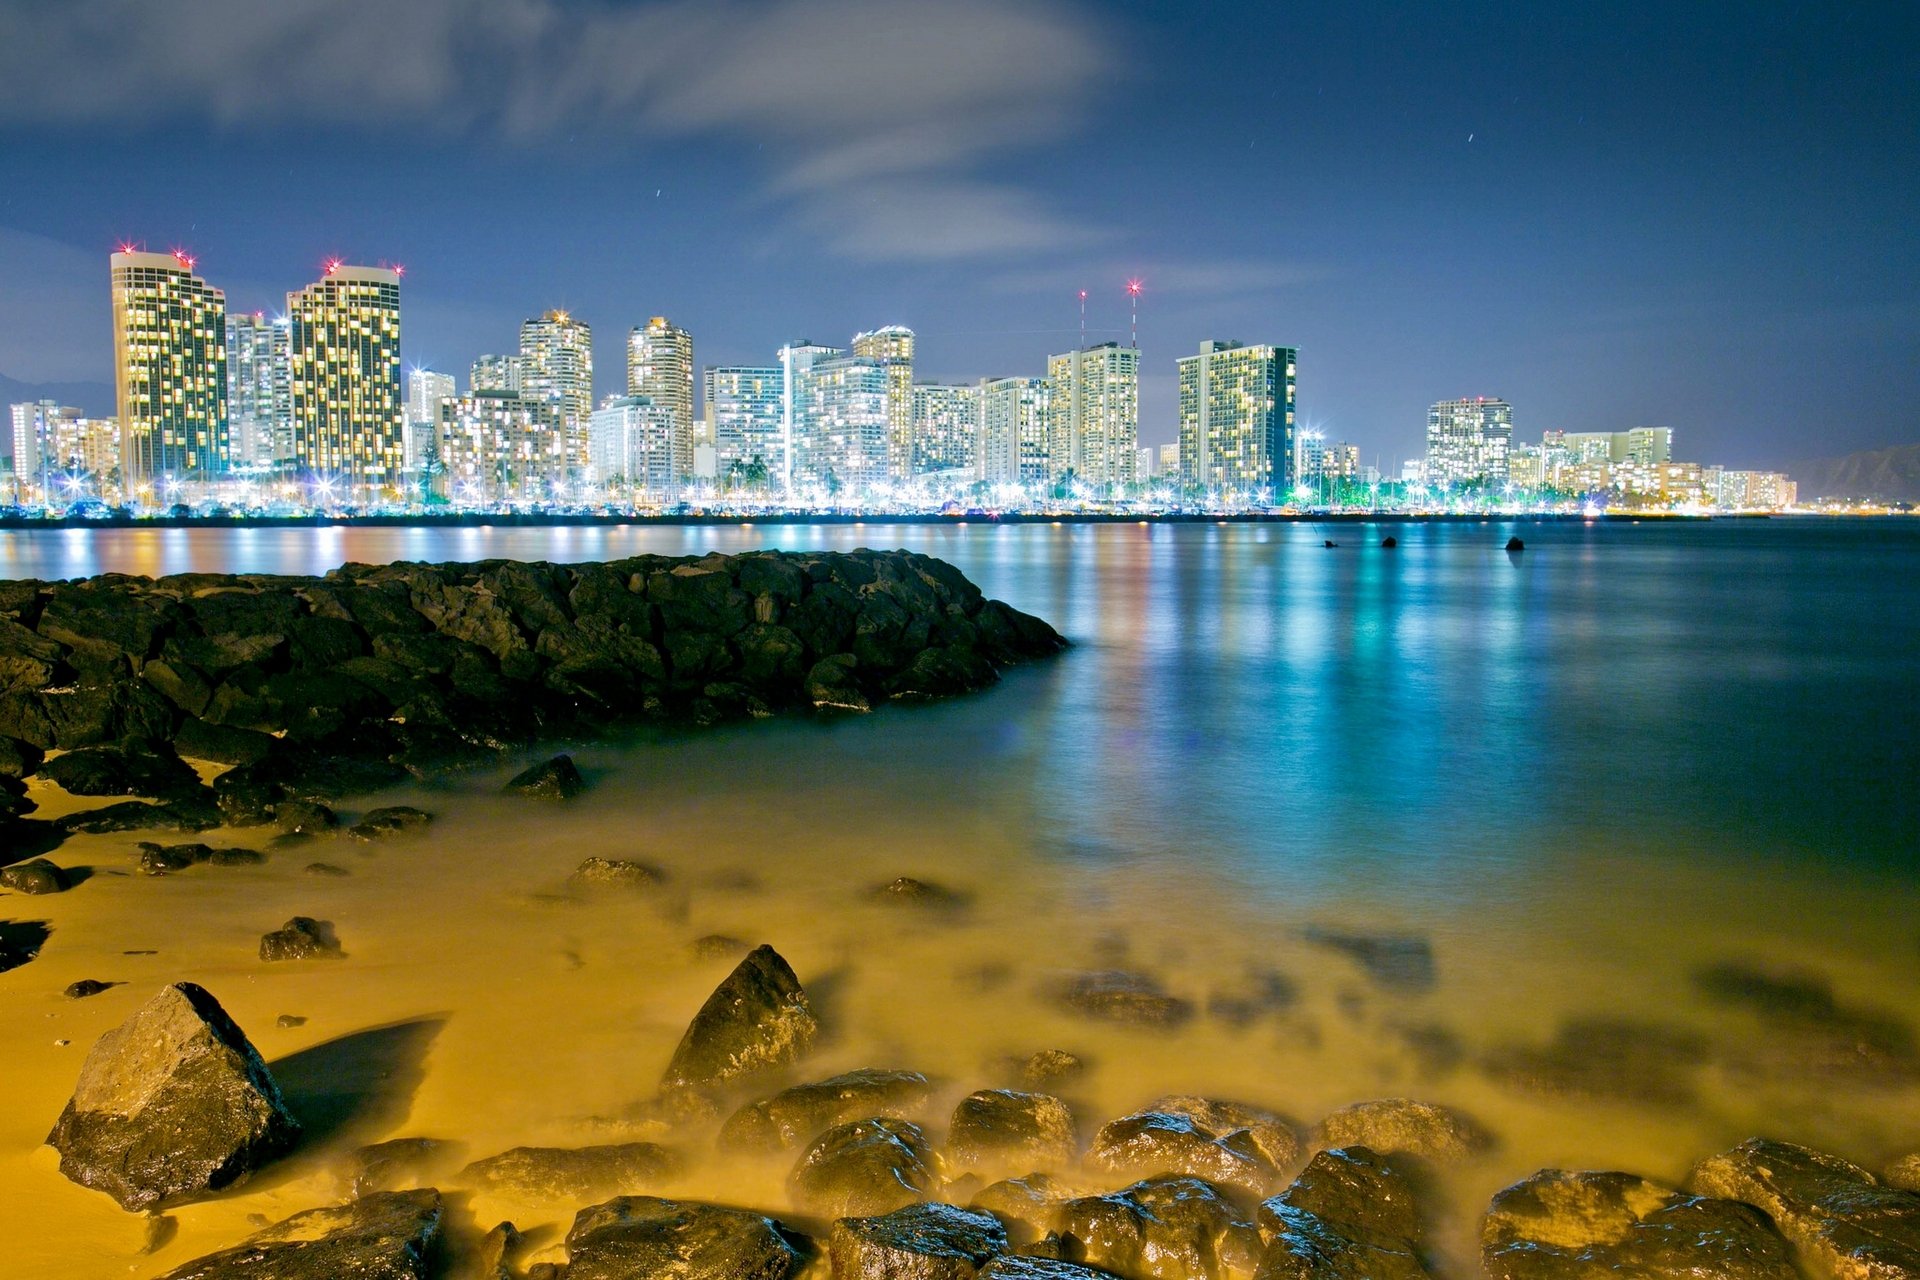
0, 550, 1065, 854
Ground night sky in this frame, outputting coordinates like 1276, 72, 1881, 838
0, 0, 1914, 468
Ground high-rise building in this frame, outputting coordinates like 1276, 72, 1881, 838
9, 401, 80, 491
627, 317, 694, 448
797, 351, 890, 496
591, 395, 685, 501
436, 391, 563, 503
405, 368, 456, 474
1045, 343, 1139, 488
227, 311, 290, 469
111, 249, 229, 483
519, 310, 594, 474
1176, 340, 1295, 493
851, 326, 916, 482
471, 354, 523, 394
705, 366, 785, 492
1425, 397, 1513, 485
1562, 427, 1675, 467
287, 263, 403, 487
977, 377, 1050, 488
910, 383, 979, 479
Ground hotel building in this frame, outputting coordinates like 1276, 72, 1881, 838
286, 263, 403, 487
111, 249, 229, 482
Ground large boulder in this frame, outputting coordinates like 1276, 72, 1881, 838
504, 753, 585, 800
789, 1117, 939, 1217
829, 1203, 1009, 1280
946, 1089, 1078, 1180
156, 1188, 443, 1279
41, 742, 203, 799
660, 944, 818, 1092
1088, 1108, 1284, 1198
1256, 1147, 1432, 1280
1058, 1176, 1261, 1280
562, 1195, 805, 1280
459, 1142, 681, 1202
1312, 1099, 1491, 1163
45, 982, 301, 1209
1483, 1168, 1798, 1280
0, 857, 70, 894
1689, 1138, 1920, 1279
1058, 971, 1193, 1028
719, 1067, 936, 1153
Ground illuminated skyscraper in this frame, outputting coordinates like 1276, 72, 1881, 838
1425, 397, 1513, 485
436, 390, 563, 503
111, 249, 229, 482
471, 354, 523, 394
227, 311, 290, 469
627, 317, 694, 449
1045, 342, 1139, 488
405, 368, 456, 473
591, 395, 685, 501
910, 383, 979, 478
8, 401, 80, 493
977, 377, 1050, 487
1176, 340, 1295, 493
519, 310, 593, 474
705, 366, 785, 491
286, 263, 403, 486
851, 325, 915, 481
780, 341, 888, 495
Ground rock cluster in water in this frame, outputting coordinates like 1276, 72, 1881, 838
0, 550, 1065, 861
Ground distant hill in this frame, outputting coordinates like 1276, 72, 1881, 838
1787, 443, 1920, 503
0, 372, 116, 419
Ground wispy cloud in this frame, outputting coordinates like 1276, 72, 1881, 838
0, 0, 1116, 262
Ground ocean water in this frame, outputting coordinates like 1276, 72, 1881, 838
1, 517, 1917, 1275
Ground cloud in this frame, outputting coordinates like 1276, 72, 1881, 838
0, 0, 1116, 261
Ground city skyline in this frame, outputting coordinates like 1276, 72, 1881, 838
0, 2, 1913, 470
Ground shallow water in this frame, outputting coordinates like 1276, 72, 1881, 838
1, 518, 1917, 1275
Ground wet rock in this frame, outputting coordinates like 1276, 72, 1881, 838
1482, 1168, 1797, 1280
1483, 1017, 1708, 1105
1301, 927, 1436, 993
136, 841, 261, 873
789, 1117, 939, 1217
870, 875, 965, 907
1020, 1049, 1088, 1091
461, 1142, 681, 1201
347, 1137, 458, 1196
660, 943, 818, 1092
947, 1090, 1079, 1179
1, 772, 34, 818
274, 800, 339, 835
304, 862, 351, 877
972, 1174, 1073, 1243
154, 1188, 443, 1280
980, 1259, 1112, 1279
42, 743, 202, 800
720, 1067, 936, 1153
1060, 971, 1194, 1028
805, 653, 871, 713
0, 856, 70, 894
0, 734, 43, 778
828, 1203, 1009, 1280
0, 918, 50, 973
1888, 1154, 1920, 1193
1087, 1107, 1287, 1198
563, 1195, 805, 1280
173, 716, 277, 766
572, 856, 667, 890
1313, 1099, 1492, 1162
1149, 1096, 1301, 1173
275, 1014, 307, 1028
259, 916, 342, 962
347, 805, 433, 841
59, 798, 218, 835
1059, 1176, 1261, 1280
1690, 1137, 1920, 1280
505, 753, 585, 800
477, 1220, 522, 1280
65, 979, 115, 998
45, 982, 301, 1209
1256, 1146, 1432, 1279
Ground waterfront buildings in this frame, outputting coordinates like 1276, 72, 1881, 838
704, 366, 784, 492
405, 368, 456, 471
519, 311, 594, 474
436, 390, 563, 502
1046, 342, 1139, 488
591, 395, 685, 501
286, 263, 403, 488
910, 383, 979, 478
111, 250, 229, 483
8, 401, 76, 489
628, 317, 694, 452
471, 354, 524, 394
977, 376, 1050, 487
779, 342, 890, 495
227, 312, 290, 469
1425, 397, 1513, 485
851, 326, 916, 481
1176, 340, 1296, 493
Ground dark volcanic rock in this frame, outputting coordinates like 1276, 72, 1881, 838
45, 982, 300, 1209
572, 856, 667, 889
980, 1260, 1113, 1279
460, 1142, 681, 1201
829, 1203, 1009, 1280
138, 841, 263, 875
347, 1137, 459, 1196
42, 742, 202, 800
805, 654, 871, 713
505, 753, 585, 799
1149, 1095, 1301, 1172
274, 800, 339, 835
174, 716, 277, 765
1483, 1168, 1798, 1280
0, 918, 50, 972
259, 916, 342, 962
1257, 1146, 1432, 1279
0, 856, 70, 894
972, 1174, 1072, 1244
1059, 971, 1193, 1028
789, 1117, 939, 1217
59, 798, 219, 835
66, 979, 115, 998
720, 1067, 936, 1153
1689, 1137, 1920, 1280
1312, 1099, 1492, 1163
1059, 1176, 1261, 1280
660, 943, 818, 1091
563, 1195, 804, 1280
155, 1188, 443, 1280
1088, 1107, 1288, 1198
1019, 1049, 1087, 1091
0, 734, 43, 778
348, 806, 433, 841
946, 1089, 1078, 1179
870, 875, 966, 908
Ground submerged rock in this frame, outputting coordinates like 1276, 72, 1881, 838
1312, 1099, 1492, 1162
0, 856, 70, 894
347, 1137, 459, 1196
1689, 1137, 1920, 1280
829, 1203, 1009, 1280
259, 916, 341, 962
347, 805, 433, 841
572, 856, 667, 890
66, 979, 115, 999
1695, 960, 1919, 1084
1059, 971, 1194, 1028
1019, 1049, 1088, 1091
138, 841, 263, 875
869, 876, 965, 908
1482, 1017, 1708, 1106
720, 1067, 936, 1153
1059, 1176, 1261, 1280
506, 753, 585, 800
155, 1188, 443, 1280
660, 943, 818, 1092
45, 982, 301, 1209
947, 1090, 1078, 1180
1257, 1146, 1432, 1280
1301, 927, 1436, 993
274, 799, 339, 835
563, 1195, 805, 1280
789, 1117, 939, 1217
1482, 1168, 1797, 1280
460, 1142, 681, 1202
